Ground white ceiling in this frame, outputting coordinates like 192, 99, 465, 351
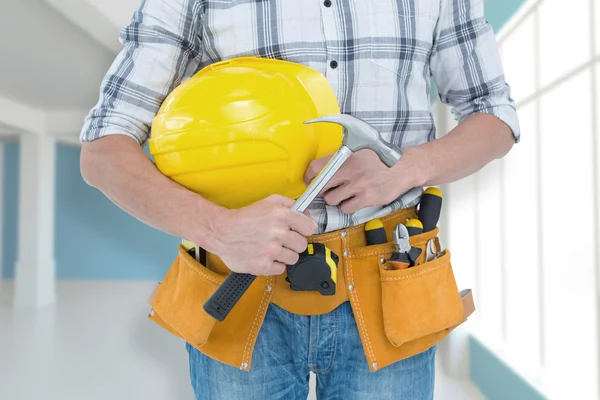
0, 0, 133, 110
0, 120, 22, 142
86, 0, 142, 31
0, 121, 22, 136
44, 0, 142, 53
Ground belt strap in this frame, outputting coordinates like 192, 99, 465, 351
148, 285, 476, 324
451, 289, 475, 329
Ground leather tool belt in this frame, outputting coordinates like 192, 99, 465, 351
147, 206, 475, 372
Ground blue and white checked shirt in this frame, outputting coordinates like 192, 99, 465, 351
80, 0, 520, 234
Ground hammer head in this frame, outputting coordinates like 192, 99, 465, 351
304, 114, 402, 167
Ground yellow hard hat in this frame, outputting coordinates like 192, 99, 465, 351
148, 56, 342, 209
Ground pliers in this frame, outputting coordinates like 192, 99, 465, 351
387, 224, 423, 269
425, 237, 442, 262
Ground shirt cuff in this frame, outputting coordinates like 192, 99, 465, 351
79, 115, 149, 146
471, 105, 521, 144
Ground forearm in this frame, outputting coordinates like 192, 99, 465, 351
80, 135, 226, 252
406, 113, 515, 187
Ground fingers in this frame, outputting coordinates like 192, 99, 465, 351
265, 194, 295, 208
340, 196, 363, 214
276, 248, 301, 266
323, 183, 356, 206
318, 178, 346, 197
282, 231, 309, 254
287, 211, 318, 236
266, 261, 286, 275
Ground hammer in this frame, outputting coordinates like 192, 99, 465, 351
203, 114, 403, 322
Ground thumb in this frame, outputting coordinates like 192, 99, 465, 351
265, 195, 316, 228
264, 194, 296, 208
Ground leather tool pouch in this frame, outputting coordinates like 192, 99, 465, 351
146, 210, 474, 372
148, 246, 223, 347
344, 224, 471, 371
148, 245, 272, 370
379, 245, 464, 347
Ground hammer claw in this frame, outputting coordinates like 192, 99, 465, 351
305, 114, 403, 167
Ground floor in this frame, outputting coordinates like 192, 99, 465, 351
0, 280, 485, 400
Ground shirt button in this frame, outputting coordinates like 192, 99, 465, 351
329, 60, 338, 69
323, 0, 332, 7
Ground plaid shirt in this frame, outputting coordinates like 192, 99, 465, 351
80, 0, 520, 234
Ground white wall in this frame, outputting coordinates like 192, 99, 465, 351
433, 0, 600, 398
0, 142, 3, 283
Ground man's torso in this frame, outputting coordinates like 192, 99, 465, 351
189, 0, 439, 232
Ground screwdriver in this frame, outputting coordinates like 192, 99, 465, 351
405, 220, 424, 266
365, 218, 387, 245
418, 187, 442, 233
405, 219, 423, 236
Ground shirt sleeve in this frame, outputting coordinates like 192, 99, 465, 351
430, 0, 521, 143
79, 0, 204, 146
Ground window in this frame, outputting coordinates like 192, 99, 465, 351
434, 0, 600, 398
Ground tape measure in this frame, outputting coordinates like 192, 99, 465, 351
286, 243, 338, 296
185, 238, 338, 296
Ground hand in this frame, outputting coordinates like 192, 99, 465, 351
304, 148, 424, 214
211, 195, 317, 276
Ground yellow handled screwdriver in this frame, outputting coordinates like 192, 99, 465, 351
405, 219, 423, 236
365, 218, 387, 245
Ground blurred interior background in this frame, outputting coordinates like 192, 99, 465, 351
0, 0, 598, 399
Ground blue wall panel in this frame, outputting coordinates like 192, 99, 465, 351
2, 143, 19, 279
486, 0, 527, 32
2, 143, 179, 280
53, 144, 179, 279
470, 337, 547, 400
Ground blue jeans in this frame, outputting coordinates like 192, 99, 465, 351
186, 301, 436, 399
